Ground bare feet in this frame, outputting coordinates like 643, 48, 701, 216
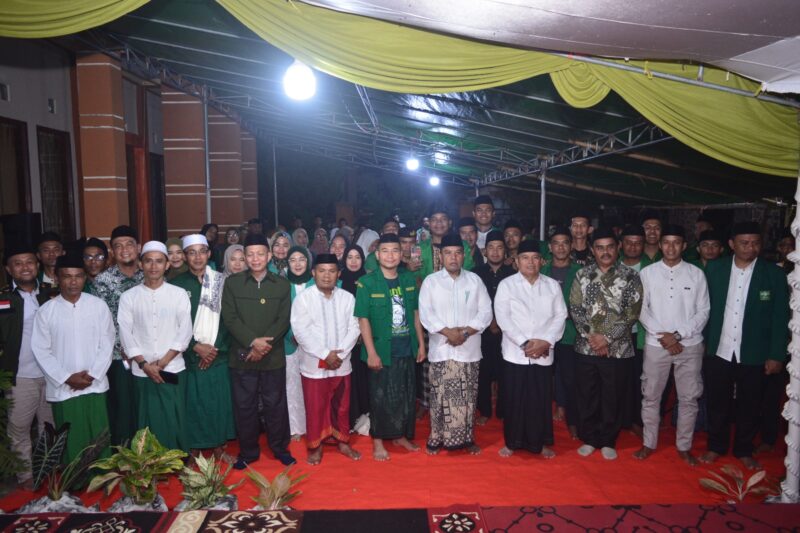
307, 446, 323, 465
338, 442, 362, 461
755, 442, 775, 454
633, 446, 654, 460
677, 450, 698, 466
541, 447, 556, 459
498, 446, 514, 458
476, 415, 489, 426
291, 434, 303, 442
630, 424, 643, 439
739, 455, 762, 470
393, 437, 420, 452
466, 444, 481, 455
699, 450, 720, 464
568, 425, 578, 440
553, 406, 565, 422
373, 439, 390, 461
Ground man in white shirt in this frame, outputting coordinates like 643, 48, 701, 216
118, 241, 193, 451
32, 253, 115, 464
495, 240, 567, 458
292, 254, 362, 465
634, 225, 710, 465
419, 233, 492, 455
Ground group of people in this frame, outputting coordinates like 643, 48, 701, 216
0, 194, 791, 490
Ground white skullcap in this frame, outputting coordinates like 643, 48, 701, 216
182, 234, 209, 250
141, 240, 168, 258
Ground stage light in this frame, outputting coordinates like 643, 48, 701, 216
429, 176, 441, 187
434, 151, 448, 165
406, 157, 420, 171
283, 60, 316, 101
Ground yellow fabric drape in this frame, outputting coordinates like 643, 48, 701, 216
0, 0, 148, 38
218, 0, 799, 178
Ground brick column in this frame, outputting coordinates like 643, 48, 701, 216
241, 129, 258, 221
207, 112, 243, 229
76, 53, 128, 240
162, 89, 207, 237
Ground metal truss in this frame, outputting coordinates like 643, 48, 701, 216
480, 123, 671, 185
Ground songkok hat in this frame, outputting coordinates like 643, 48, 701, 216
440, 233, 463, 249
313, 253, 339, 267
661, 224, 686, 240
591, 226, 618, 243
485, 230, 505, 245
401, 227, 418, 239
620, 225, 645, 238
428, 201, 450, 217
55, 252, 85, 271
141, 240, 168, 258
37, 231, 62, 247
3, 242, 36, 265
182, 234, 209, 250
457, 217, 476, 230
84, 237, 107, 256
504, 219, 523, 232
378, 233, 400, 245
698, 230, 723, 244
518, 240, 542, 256
244, 233, 270, 249
473, 195, 494, 207
731, 221, 761, 237
549, 226, 571, 241
111, 225, 138, 243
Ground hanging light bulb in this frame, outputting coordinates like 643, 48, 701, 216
283, 59, 316, 101
429, 176, 441, 187
406, 157, 420, 171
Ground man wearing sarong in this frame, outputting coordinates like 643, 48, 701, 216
495, 240, 567, 458
355, 234, 426, 461
32, 254, 114, 463
170, 234, 236, 461
118, 241, 193, 451
419, 233, 492, 455
291, 254, 361, 465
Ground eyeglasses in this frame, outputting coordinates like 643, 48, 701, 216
185, 248, 209, 257
83, 254, 106, 262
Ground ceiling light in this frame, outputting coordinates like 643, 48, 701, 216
283, 59, 316, 101
434, 151, 448, 165
429, 176, 440, 187
406, 157, 420, 171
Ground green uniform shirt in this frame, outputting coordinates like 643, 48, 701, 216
419, 238, 475, 280
354, 269, 419, 366
221, 271, 291, 371
541, 262, 581, 345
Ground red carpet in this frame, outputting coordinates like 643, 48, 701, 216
0, 414, 786, 512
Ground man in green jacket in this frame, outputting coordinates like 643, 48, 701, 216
221, 233, 295, 468
355, 234, 426, 461
700, 221, 789, 470
542, 227, 582, 438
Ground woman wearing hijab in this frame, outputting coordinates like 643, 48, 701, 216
292, 228, 310, 249
340, 244, 370, 429
268, 232, 292, 277
165, 237, 188, 280
222, 244, 246, 276
284, 246, 314, 440
309, 227, 329, 258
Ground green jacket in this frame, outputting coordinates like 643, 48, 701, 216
221, 271, 291, 371
0, 283, 57, 385
541, 262, 581, 345
419, 238, 474, 280
704, 256, 789, 364
354, 269, 419, 366
618, 256, 655, 349
170, 271, 231, 369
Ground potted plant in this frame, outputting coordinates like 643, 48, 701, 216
0, 369, 23, 481
700, 464, 781, 503
246, 465, 307, 510
174, 453, 243, 511
87, 427, 186, 512
18, 424, 109, 513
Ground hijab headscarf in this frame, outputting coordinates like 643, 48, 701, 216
286, 246, 312, 285
269, 232, 292, 277
222, 244, 245, 276
309, 227, 329, 257
340, 244, 366, 296
291, 228, 310, 249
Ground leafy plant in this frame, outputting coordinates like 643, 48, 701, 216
179, 453, 244, 510
31, 422, 70, 491
34, 426, 110, 500
87, 427, 187, 506
0, 368, 23, 478
700, 464, 781, 502
247, 465, 308, 510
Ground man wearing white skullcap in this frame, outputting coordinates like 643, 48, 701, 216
117, 240, 193, 450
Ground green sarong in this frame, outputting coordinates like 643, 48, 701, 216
184, 363, 236, 449
368, 356, 416, 440
51, 393, 111, 464
134, 374, 188, 451
107, 359, 137, 446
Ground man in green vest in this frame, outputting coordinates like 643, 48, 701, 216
542, 227, 581, 438
700, 221, 789, 470
355, 233, 426, 461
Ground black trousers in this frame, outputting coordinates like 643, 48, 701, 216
502, 361, 553, 453
554, 342, 578, 427
759, 369, 788, 446
705, 356, 766, 458
230, 367, 290, 461
477, 331, 503, 418
576, 353, 628, 449
621, 335, 643, 428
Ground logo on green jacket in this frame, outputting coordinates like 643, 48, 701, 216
759, 290, 771, 301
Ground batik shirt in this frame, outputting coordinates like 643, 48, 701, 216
569, 263, 643, 359
90, 265, 144, 360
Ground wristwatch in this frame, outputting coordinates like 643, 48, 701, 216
673, 331, 683, 342
137, 359, 147, 370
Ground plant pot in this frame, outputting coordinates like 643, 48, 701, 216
108, 494, 168, 512
174, 494, 238, 512
17, 493, 99, 514
250, 504, 293, 511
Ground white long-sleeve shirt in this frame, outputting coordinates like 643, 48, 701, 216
716, 258, 756, 361
31, 294, 115, 402
419, 268, 493, 363
117, 282, 192, 378
291, 286, 360, 379
639, 260, 710, 348
495, 272, 567, 366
